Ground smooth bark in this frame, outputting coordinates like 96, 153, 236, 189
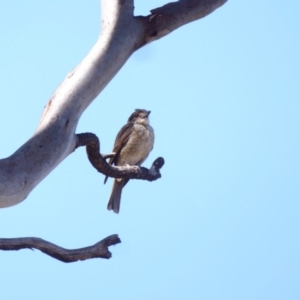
0, 0, 227, 208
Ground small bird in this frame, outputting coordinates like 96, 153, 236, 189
104, 109, 155, 213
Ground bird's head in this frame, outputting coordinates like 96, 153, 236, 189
128, 109, 151, 126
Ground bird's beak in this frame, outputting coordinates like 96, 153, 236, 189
142, 110, 151, 118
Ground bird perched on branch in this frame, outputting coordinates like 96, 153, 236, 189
104, 109, 155, 213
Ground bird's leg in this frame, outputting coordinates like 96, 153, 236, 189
102, 153, 116, 160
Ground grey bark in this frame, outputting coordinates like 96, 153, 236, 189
0, 0, 227, 262
0, 0, 226, 207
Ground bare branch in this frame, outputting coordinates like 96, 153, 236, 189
0, 0, 226, 207
76, 133, 164, 181
138, 0, 227, 46
0, 235, 121, 263
0, 0, 141, 208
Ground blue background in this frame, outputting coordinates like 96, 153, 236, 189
0, 1, 299, 299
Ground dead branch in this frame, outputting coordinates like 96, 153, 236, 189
76, 133, 164, 181
140, 0, 227, 45
0, 235, 121, 263
0, 0, 226, 208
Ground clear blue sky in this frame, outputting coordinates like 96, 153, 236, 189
1, 1, 300, 299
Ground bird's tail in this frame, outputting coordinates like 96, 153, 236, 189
107, 179, 123, 214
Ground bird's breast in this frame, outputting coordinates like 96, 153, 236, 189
118, 124, 154, 166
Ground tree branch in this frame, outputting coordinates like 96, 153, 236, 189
0, 235, 121, 263
76, 133, 164, 181
0, 0, 227, 207
138, 0, 227, 46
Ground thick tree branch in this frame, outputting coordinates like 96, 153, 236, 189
139, 0, 227, 46
0, 235, 121, 263
76, 133, 164, 181
0, 0, 227, 207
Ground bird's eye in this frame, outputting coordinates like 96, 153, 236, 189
128, 111, 139, 122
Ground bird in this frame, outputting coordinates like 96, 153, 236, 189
104, 109, 155, 214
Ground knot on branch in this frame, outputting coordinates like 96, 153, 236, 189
76, 133, 164, 182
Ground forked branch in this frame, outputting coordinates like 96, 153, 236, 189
0, 0, 226, 208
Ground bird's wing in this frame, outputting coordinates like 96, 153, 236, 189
104, 122, 134, 184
